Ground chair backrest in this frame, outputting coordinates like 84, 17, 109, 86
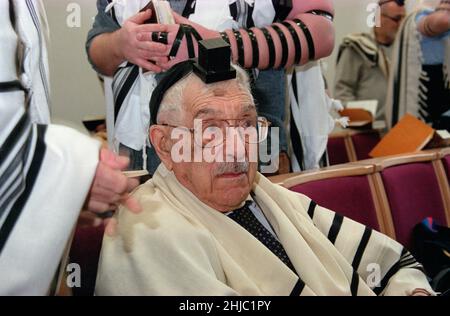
380, 162, 447, 248
272, 149, 450, 249
327, 129, 382, 165
351, 131, 381, 160
69, 224, 105, 296
441, 149, 450, 180
361, 151, 450, 249
274, 164, 385, 232
327, 136, 352, 165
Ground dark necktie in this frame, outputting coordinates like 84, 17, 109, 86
228, 201, 297, 274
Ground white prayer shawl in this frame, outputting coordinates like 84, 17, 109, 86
105, 0, 280, 153
0, 0, 100, 295
287, 62, 341, 171
14, 0, 51, 124
385, 13, 424, 129
104, 0, 158, 153
385, 11, 450, 128
96, 164, 433, 296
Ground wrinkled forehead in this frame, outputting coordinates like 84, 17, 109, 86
183, 76, 256, 117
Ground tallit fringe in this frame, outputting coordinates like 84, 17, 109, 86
444, 64, 450, 89
335, 117, 349, 128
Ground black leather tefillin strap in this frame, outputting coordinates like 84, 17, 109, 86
169, 24, 203, 59
247, 29, 259, 69
281, 22, 302, 65
293, 18, 315, 61
220, 31, 230, 45
233, 30, 245, 67
260, 27, 276, 70
271, 25, 289, 69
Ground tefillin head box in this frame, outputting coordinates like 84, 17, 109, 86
193, 38, 236, 84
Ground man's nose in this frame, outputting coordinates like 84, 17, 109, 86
224, 127, 247, 162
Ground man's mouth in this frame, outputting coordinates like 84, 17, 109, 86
218, 172, 246, 179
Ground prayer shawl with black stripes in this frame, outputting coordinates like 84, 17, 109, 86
15, 0, 51, 124
385, 12, 450, 129
287, 62, 342, 171
96, 164, 433, 295
0, 0, 100, 295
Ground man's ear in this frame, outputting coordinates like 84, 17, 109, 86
149, 125, 173, 171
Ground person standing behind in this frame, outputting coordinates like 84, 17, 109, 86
86, 0, 335, 175
385, 0, 450, 129
0, 0, 140, 295
334, 0, 405, 120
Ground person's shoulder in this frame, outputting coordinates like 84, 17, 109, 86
341, 32, 374, 43
339, 32, 376, 53
111, 180, 212, 245
96, 0, 110, 12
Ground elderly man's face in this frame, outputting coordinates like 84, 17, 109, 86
168, 78, 258, 212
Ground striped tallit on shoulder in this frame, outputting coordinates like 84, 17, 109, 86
287, 62, 337, 171
306, 199, 426, 296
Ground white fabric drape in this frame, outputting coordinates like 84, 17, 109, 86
0, 0, 100, 295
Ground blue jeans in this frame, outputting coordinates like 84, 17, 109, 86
252, 69, 288, 154
119, 144, 161, 175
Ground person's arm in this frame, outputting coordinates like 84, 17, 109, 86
145, 0, 334, 70
85, 148, 140, 214
333, 46, 362, 104
0, 117, 138, 294
223, 0, 335, 69
417, 1, 450, 37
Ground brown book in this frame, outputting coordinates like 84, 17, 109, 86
369, 114, 435, 158
426, 130, 450, 149
339, 108, 373, 128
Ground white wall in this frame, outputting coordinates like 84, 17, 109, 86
43, 0, 420, 129
44, 0, 105, 131
323, 0, 372, 93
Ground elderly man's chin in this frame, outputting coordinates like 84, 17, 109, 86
213, 168, 256, 209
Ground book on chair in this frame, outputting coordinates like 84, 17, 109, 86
340, 100, 378, 128
369, 114, 435, 158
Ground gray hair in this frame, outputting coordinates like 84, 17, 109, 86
156, 64, 254, 124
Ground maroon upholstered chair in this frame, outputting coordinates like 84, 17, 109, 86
327, 136, 351, 165
380, 162, 448, 249
442, 153, 450, 180
69, 224, 105, 296
351, 131, 381, 160
274, 165, 385, 233
291, 176, 381, 231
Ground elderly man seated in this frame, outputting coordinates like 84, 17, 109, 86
96, 47, 433, 296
